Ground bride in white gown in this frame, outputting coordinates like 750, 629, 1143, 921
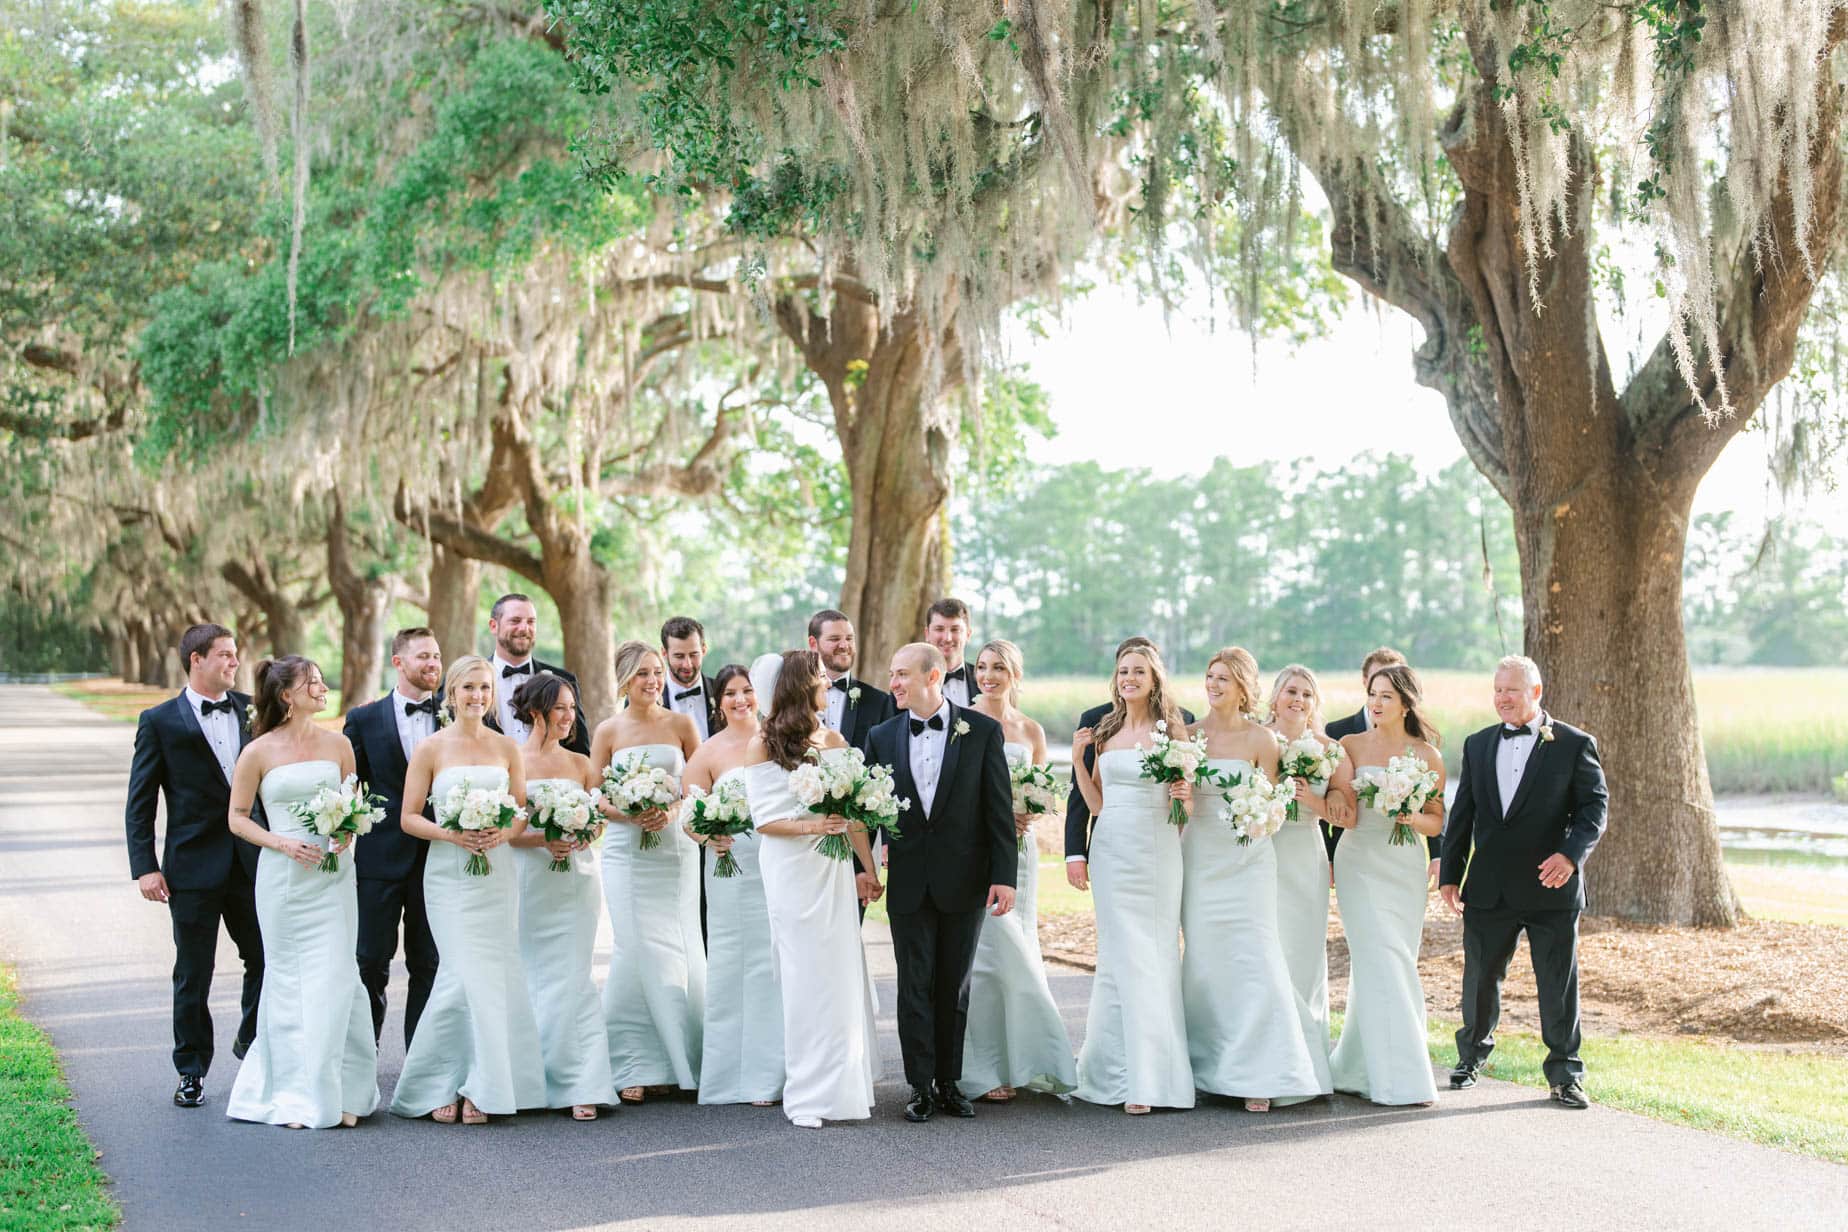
742, 651, 882, 1129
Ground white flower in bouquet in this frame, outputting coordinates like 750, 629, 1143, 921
685, 777, 755, 877
1216, 767, 1294, 845
1353, 750, 1441, 847
1276, 735, 1343, 821
527, 781, 600, 871
1139, 719, 1211, 827
1008, 757, 1062, 851
436, 780, 520, 875
602, 752, 682, 850
290, 774, 385, 873
790, 749, 909, 860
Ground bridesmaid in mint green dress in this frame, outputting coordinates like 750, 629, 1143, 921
225, 656, 378, 1129
389, 655, 545, 1125
590, 641, 704, 1104
508, 673, 613, 1120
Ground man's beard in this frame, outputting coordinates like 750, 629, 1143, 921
671, 665, 701, 687
824, 650, 854, 674
498, 634, 533, 660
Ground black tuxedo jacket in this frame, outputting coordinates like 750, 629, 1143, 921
667, 673, 724, 737
868, 703, 1016, 915
486, 658, 590, 754
1063, 701, 1196, 860
1440, 715, 1608, 912
342, 692, 440, 882
125, 691, 264, 890
1323, 710, 1441, 860
832, 675, 898, 754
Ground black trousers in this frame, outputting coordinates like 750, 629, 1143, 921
355, 873, 439, 1048
1457, 901, 1584, 1086
887, 898, 985, 1088
167, 861, 263, 1079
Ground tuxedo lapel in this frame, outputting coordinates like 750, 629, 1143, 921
1502, 714, 1552, 824
1482, 730, 1506, 825
891, 717, 922, 824
931, 702, 965, 826
376, 696, 410, 783
172, 692, 220, 777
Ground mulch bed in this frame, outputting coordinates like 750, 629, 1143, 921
1038, 904, 1848, 1052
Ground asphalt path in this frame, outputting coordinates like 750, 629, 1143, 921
2, 684, 1843, 1230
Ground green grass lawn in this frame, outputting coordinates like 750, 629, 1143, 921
0, 967, 118, 1231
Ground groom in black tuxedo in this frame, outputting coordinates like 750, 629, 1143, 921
1440, 655, 1608, 1109
869, 643, 1016, 1122
342, 626, 443, 1047
485, 592, 589, 753
123, 623, 266, 1108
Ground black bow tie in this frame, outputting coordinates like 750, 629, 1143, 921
909, 714, 945, 736
404, 697, 439, 718
501, 662, 532, 679
200, 697, 236, 717
1499, 724, 1532, 741
830, 676, 851, 693
943, 666, 966, 682
673, 686, 702, 702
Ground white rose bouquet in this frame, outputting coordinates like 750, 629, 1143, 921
1216, 767, 1294, 845
1276, 734, 1343, 822
788, 747, 909, 861
290, 775, 385, 872
1354, 750, 1441, 847
1138, 719, 1210, 827
1008, 756, 1061, 852
436, 780, 520, 875
602, 751, 681, 851
527, 781, 601, 871
684, 777, 754, 877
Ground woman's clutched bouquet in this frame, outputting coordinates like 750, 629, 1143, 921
290, 775, 386, 872
788, 748, 908, 860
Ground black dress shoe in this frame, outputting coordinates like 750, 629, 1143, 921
1449, 1063, 1481, 1089
1550, 1081, 1590, 1109
232, 1037, 251, 1061
903, 1086, 934, 1122
934, 1083, 975, 1118
174, 1076, 205, 1108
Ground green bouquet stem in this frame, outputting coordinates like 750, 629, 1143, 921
713, 851, 742, 877
464, 850, 491, 875
813, 832, 853, 861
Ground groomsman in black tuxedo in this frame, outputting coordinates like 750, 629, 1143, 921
869, 643, 1016, 1122
123, 623, 265, 1108
486, 593, 589, 753
809, 608, 896, 753
342, 627, 443, 1047
1326, 646, 1441, 876
1063, 636, 1195, 888
661, 615, 723, 739
1440, 655, 1608, 1109
924, 597, 980, 708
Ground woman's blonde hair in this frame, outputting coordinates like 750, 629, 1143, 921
1094, 641, 1184, 748
1206, 646, 1262, 717
977, 638, 1025, 706
1266, 663, 1323, 730
442, 654, 496, 722
613, 640, 662, 705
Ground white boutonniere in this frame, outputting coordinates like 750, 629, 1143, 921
243, 703, 255, 727
1539, 723, 1555, 743
952, 718, 970, 742
847, 686, 862, 708
437, 706, 454, 729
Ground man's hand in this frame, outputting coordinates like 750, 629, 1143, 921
986, 884, 1016, 917
1427, 858, 1441, 889
1439, 883, 1463, 916
855, 872, 883, 905
1538, 853, 1576, 890
138, 871, 170, 903
1066, 860, 1089, 892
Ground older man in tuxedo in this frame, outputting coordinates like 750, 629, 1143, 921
1440, 655, 1608, 1109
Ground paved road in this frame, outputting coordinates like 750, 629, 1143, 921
2, 684, 1843, 1231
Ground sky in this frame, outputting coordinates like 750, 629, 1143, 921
1005, 279, 1846, 530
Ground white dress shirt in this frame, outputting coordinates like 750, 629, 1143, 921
941, 663, 972, 708
822, 671, 852, 734
392, 690, 439, 763
907, 699, 952, 816
668, 675, 711, 740
185, 687, 239, 782
490, 655, 534, 742
1495, 715, 1540, 815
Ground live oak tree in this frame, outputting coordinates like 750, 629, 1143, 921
550, 0, 1848, 926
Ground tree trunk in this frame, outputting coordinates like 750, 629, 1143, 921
547, 552, 618, 725
221, 561, 310, 664
109, 624, 138, 682
776, 286, 962, 673
325, 497, 391, 708
425, 545, 482, 661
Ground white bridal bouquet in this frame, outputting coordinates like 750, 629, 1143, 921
1275, 733, 1344, 822
1008, 757, 1062, 852
290, 775, 385, 873
527, 781, 601, 871
1354, 750, 1442, 847
1216, 767, 1295, 845
684, 777, 755, 877
436, 780, 520, 875
788, 747, 908, 861
1138, 719, 1211, 827
603, 751, 681, 851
